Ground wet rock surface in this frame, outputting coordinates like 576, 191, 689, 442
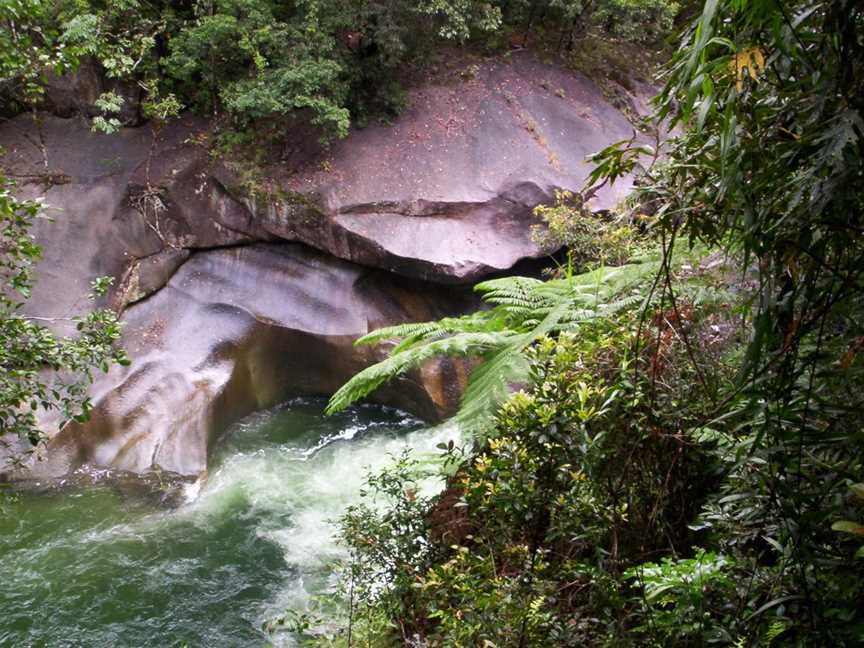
0, 51, 652, 477
5, 464, 197, 509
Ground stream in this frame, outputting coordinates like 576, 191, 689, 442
0, 397, 457, 647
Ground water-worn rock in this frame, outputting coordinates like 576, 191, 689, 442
227, 53, 648, 282
37, 244, 473, 477
0, 51, 653, 477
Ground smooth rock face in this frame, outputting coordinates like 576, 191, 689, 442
36, 244, 474, 477
0, 51, 653, 477
312, 54, 638, 210
238, 53, 648, 282
0, 114, 269, 324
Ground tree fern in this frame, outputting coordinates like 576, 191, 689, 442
326, 256, 663, 434
453, 297, 573, 435
325, 331, 516, 415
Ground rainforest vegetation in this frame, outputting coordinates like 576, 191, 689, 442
0, 0, 678, 139
2, 0, 864, 647
322, 0, 864, 645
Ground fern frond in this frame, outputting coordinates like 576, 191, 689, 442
454, 346, 530, 435
453, 296, 573, 436
389, 314, 499, 353
356, 312, 499, 349
474, 275, 544, 296
326, 331, 515, 415
327, 251, 667, 431
475, 278, 559, 323
600, 293, 643, 313
355, 321, 445, 347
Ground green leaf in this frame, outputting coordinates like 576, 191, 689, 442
831, 521, 864, 537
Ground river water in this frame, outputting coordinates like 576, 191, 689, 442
0, 398, 456, 647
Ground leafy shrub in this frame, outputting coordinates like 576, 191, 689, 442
328, 268, 735, 646
1, 0, 681, 139
625, 549, 736, 644
593, 0, 679, 43
531, 189, 643, 269
335, 451, 444, 646
0, 175, 128, 453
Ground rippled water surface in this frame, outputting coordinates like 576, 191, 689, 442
0, 398, 455, 647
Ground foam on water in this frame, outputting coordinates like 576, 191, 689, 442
0, 397, 458, 647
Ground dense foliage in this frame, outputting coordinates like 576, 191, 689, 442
334, 294, 734, 646
1, 0, 681, 140
326, 253, 660, 433
313, 0, 864, 645
0, 175, 127, 462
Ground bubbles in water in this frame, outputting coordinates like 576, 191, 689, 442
0, 397, 460, 647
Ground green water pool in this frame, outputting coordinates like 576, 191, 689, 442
0, 398, 454, 647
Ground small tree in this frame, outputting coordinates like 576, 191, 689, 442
0, 175, 127, 463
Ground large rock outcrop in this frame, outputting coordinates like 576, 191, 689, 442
39, 244, 474, 476
0, 51, 652, 478
219, 53, 646, 283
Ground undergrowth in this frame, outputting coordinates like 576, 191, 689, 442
288, 234, 864, 646
270, 0, 864, 643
